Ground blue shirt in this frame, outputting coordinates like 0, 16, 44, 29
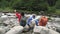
27, 16, 33, 25
27, 16, 38, 26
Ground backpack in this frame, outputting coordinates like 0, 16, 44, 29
20, 16, 26, 27
39, 17, 48, 26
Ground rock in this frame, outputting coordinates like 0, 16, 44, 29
54, 18, 60, 21
0, 28, 5, 34
1, 15, 8, 18
33, 26, 59, 34
56, 28, 60, 33
23, 25, 29, 31
5, 26, 24, 34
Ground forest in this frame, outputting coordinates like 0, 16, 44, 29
0, 0, 60, 15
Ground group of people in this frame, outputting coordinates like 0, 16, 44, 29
14, 10, 48, 31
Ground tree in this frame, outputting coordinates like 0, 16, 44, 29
47, 0, 57, 6
55, 0, 60, 9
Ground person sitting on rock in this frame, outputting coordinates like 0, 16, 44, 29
20, 12, 27, 27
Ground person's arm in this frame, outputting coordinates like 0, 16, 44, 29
38, 17, 42, 26
15, 12, 18, 18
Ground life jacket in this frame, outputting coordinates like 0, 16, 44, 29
39, 16, 48, 26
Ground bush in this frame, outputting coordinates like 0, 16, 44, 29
55, 0, 60, 9
46, 7, 56, 14
0, 7, 13, 12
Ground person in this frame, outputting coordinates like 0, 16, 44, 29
27, 14, 36, 26
20, 12, 26, 27
26, 14, 38, 31
38, 14, 48, 26
14, 10, 21, 22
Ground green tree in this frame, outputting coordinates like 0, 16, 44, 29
55, 0, 60, 9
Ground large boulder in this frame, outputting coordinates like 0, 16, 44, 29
0, 28, 5, 34
5, 26, 24, 34
33, 26, 59, 34
56, 27, 60, 33
23, 25, 29, 31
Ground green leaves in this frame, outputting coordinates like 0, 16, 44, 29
46, 7, 56, 14
55, 0, 60, 9
47, 0, 57, 6
0, 0, 59, 15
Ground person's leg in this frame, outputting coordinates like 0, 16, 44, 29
27, 24, 31, 31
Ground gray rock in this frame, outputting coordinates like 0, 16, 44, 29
0, 28, 5, 34
5, 26, 24, 34
33, 26, 59, 34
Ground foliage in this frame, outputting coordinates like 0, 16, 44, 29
55, 0, 60, 9
46, 7, 56, 14
0, 0, 59, 15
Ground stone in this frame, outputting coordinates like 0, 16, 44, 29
5, 26, 24, 34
